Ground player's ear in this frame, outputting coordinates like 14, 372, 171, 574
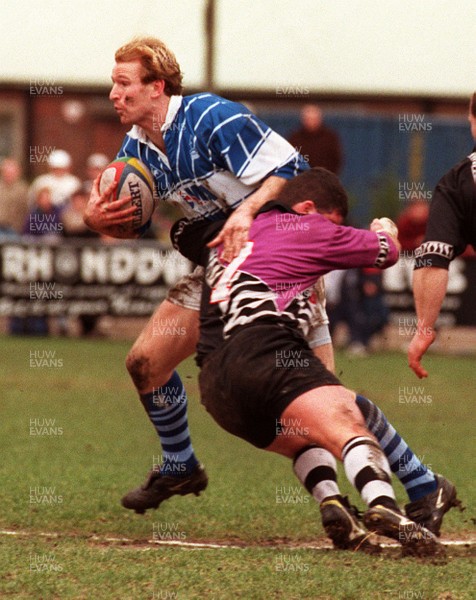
302, 200, 317, 214
292, 200, 317, 214
151, 79, 166, 97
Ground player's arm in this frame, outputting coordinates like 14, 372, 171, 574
369, 217, 401, 254
313, 342, 335, 373
406, 164, 470, 377
205, 107, 308, 261
407, 267, 448, 378
406, 171, 463, 377
305, 279, 335, 372
208, 175, 287, 261
314, 218, 400, 272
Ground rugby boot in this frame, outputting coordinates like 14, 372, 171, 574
320, 496, 380, 554
405, 474, 463, 537
121, 463, 208, 514
363, 504, 445, 558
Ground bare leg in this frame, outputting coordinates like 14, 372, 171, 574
126, 299, 199, 393
266, 385, 396, 509
267, 386, 370, 458
265, 385, 442, 556
121, 300, 207, 513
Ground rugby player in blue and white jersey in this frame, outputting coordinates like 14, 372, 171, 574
84, 36, 318, 513
84, 38, 458, 535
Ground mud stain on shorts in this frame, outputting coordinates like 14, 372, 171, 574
166, 266, 204, 311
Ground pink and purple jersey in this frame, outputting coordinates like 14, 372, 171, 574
206, 207, 398, 340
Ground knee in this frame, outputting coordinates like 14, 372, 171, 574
126, 348, 151, 390
342, 388, 357, 403
335, 387, 358, 410
332, 388, 365, 428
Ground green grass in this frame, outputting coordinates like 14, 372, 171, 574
1, 335, 474, 599
2, 537, 473, 600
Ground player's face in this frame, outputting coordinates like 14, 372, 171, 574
109, 61, 155, 126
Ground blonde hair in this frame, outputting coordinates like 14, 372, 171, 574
115, 37, 183, 96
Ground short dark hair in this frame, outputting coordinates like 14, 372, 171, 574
275, 167, 348, 218
470, 92, 476, 118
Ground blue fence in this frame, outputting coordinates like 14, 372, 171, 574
257, 109, 472, 226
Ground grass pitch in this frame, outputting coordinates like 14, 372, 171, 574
0, 335, 474, 599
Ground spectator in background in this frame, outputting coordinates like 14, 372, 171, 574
396, 198, 430, 252
408, 92, 476, 378
29, 149, 81, 209
288, 104, 343, 174
63, 186, 102, 337
346, 267, 390, 356
83, 153, 110, 195
327, 267, 389, 357
0, 157, 31, 335
11, 187, 64, 337
0, 157, 29, 237
24, 187, 63, 240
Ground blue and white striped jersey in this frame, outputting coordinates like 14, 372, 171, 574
117, 93, 309, 221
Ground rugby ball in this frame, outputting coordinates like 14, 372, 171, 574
99, 157, 155, 230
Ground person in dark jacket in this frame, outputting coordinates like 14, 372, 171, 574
288, 104, 343, 174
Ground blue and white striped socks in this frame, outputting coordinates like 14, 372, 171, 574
356, 395, 437, 501
140, 371, 199, 477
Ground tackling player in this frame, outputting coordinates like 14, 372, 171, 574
172, 168, 447, 555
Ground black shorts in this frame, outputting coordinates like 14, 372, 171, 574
199, 322, 341, 449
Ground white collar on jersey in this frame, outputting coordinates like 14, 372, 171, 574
162, 95, 183, 132
128, 95, 184, 142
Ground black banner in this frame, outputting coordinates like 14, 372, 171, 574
0, 238, 192, 317
1, 240, 475, 325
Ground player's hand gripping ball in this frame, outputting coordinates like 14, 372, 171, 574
375, 217, 399, 238
99, 157, 156, 232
